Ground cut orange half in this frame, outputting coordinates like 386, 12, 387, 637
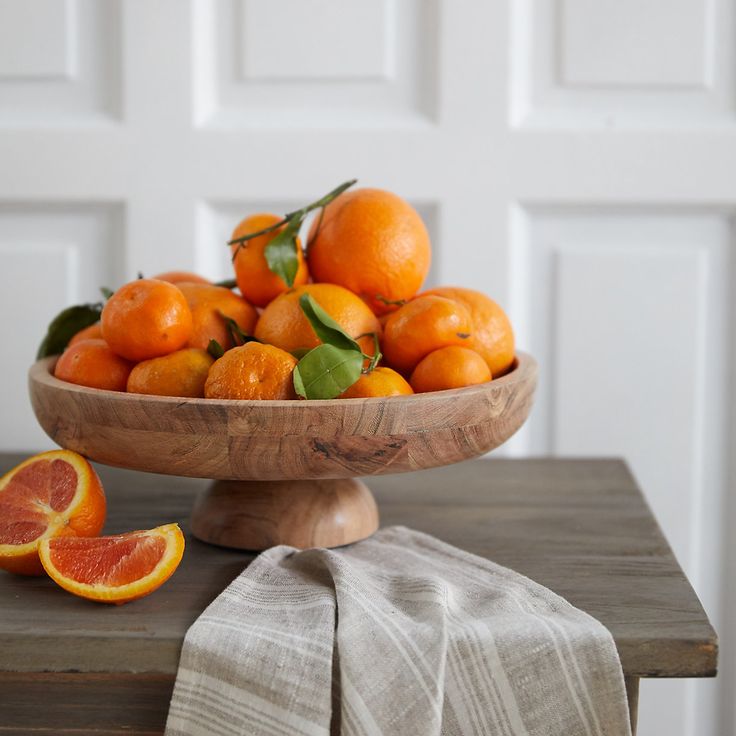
39, 523, 185, 605
0, 450, 106, 576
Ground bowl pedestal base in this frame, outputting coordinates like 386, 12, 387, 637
189, 478, 380, 551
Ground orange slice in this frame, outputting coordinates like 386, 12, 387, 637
39, 523, 185, 605
0, 450, 106, 576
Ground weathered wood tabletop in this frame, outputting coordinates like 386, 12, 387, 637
0, 455, 717, 735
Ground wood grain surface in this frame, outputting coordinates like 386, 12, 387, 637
0, 456, 717, 735
190, 478, 380, 549
28, 353, 537, 481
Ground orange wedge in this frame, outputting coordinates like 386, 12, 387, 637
0, 450, 106, 576
39, 523, 185, 605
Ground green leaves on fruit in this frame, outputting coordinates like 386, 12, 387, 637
36, 303, 103, 359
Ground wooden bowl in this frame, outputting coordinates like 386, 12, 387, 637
29, 352, 537, 549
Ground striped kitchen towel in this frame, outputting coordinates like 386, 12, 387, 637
166, 526, 631, 736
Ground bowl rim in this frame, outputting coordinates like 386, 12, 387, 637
29, 351, 537, 409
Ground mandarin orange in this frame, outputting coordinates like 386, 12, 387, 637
176, 282, 257, 351
54, 339, 134, 392
381, 295, 473, 375
410, 346, 492, 393
254, 283, 381, 357
204, 342, 298, 400
68, 321, 104, 347
127, 348, 214, 398
339, 367, 413, 399
307, 188, 431, 315
101, 279, 193, 362
421, 286, 515, 376
231, 213, 309, 308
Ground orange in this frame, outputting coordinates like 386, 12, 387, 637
39, 523, 184, 605
68, 321, 104, 347
339, 367, 413, 399
54, 339, 134, 392
204, 343, 298, 400
382, 295, 473, 375
410, 346, 492, 393
307, 188, 431, 315
176, 282, 258, 351
153, 270, 211, 285
101, 279, 193, 362
0, 450, 106, 576
422, 286, 515, 377
231, 213, 309, 308
255, 284, 381, 357
127, 348, 214, 398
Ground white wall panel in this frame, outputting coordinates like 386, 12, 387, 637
510, 0, 734, 127
510, 207, 731, 736
0, 0, 122, 125
192, 0, 438, 128
0, 204, 123, 451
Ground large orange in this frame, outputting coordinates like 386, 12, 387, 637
254, 283, 381, 357
422, 286, 515, 377
231, 213, 309, 308
39, 523, 184, 605
0, 450, 106, 576
410, 346, 492, 393
176, 282, 257, 351
54, 339, 134, 392
307, 188, 431, 315
204, 343, 298, 400
127, 348, 214, 398
382, 295, 473, 375
102, 279, 193, 362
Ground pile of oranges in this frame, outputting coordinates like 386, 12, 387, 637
51, 185, 515, 401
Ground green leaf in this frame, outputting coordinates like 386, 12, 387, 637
212, 278, 237, 289
100, 286, 114, 300
36, 303, 103, 359
292, 344, 364, 400
299, 293, 361, 353
207, 339, 225, 359
264, 218, 301, 287
218, 311, 259, 347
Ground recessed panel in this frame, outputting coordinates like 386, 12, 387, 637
240, 0, 391, 82
0, 0, 73, 80
193, 0, 437, 128
0, 0, 121, 125
510, 0, 733, 126
0, 204, 123, 451
560, 0, 707, 87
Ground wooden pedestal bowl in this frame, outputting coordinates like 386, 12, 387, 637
28, 352, 537, 550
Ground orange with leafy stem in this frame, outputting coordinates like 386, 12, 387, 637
0, 450, 107, 576
101, 279, 193, 362
382, 295, 473, 375
54, 339, 134, 392
255, 283, 381, 358
39, 523, 184, 605
231, 213, 309, 308
410, 346, 492, 393
176, 282, 257, 351
205, 342, 298, 400
422, 286, 515, 377
127, 348, 214, 398
307, 188, 431, 315
339, 367, 413, 399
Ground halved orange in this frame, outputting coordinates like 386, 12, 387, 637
0, 450, 106, 576
39, 523, 185, 605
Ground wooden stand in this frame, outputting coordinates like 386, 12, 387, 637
189, 478, 380, 550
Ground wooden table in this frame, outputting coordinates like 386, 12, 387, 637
0, 455, 717, 735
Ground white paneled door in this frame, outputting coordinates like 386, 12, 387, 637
0, 2, 733, 734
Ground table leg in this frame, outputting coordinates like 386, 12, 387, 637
625, 676, 639, 735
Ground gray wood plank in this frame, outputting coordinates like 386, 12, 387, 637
0, 455, 717, 682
